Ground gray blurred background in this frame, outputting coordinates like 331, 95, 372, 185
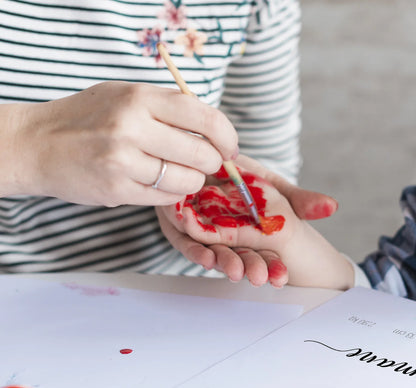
298, 0, 416, 263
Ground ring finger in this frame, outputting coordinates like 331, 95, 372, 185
127, 148, 206, 195
136, 120, 223, 176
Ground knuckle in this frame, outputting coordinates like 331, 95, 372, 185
99, 181, 122, 207
116, 83, 149, 119
207, 153, 223, 175
180, 171, 205, 194
100, 143, 129, 173
190, 141, 222, 175
201, 107, 224, 134
201, 108, 238, 154
128, 83, 147, 102
190, 172, 206, 193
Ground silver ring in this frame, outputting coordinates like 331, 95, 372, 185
152, 159, 168, 189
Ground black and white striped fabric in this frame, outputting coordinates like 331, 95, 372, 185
0, 0, 301, 274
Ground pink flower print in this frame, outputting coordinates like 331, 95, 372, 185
137, 26, 164, 65
158, 1, 187, 30
175, 28, 207, 58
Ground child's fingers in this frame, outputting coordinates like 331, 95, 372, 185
210, 244, 245, 282
258, 250, 288, 289
268, 173, 338, 220
234, 248, 269, 287
155, 206, 217, 270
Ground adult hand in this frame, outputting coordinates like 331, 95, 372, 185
156, 155, 339, 287
4, 81, 238, 206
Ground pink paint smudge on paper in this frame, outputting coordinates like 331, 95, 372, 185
62, 282, 120, 296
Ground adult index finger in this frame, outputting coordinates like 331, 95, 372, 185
147, 87, 239, 161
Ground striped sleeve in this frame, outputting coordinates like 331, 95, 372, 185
359, 186, 416, 300
220, 0, 302, 183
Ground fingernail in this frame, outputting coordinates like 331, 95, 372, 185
231, 146, 239, 160
268, 259, 287, 279
248, 279, 261, 288
270, 283, 284, 290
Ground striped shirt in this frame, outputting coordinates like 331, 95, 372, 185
0, 0, 301, 274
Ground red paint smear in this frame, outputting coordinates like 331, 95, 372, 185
184, 199, 216, 232
268, 259, 287, 279
120, 348, 133, 354
212, 215, 237, 228
259, 215, 285, 235
175, 201, 184, 220
305, 202, 335, 220
241, 172, 256, 185
184, 171, 285, 235
212, 165, 229, 179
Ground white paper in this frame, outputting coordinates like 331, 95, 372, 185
180, 287, 416, 387
0, 277, 302, 388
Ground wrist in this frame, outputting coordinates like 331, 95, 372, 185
0, 103, 43, 197
281, 220, 355, 290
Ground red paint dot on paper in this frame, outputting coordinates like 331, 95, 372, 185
120, 348, 133, 354
3, 386, 32, 388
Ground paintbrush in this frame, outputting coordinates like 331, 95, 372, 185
157, 43, 261, 226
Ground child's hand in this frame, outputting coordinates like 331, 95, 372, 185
159, 166, 301, 287
158, 160, 353, 290
177, 170, 298, 251
5, 81, 238, 205
157, 156, 343, 288
156, 205, 289, 288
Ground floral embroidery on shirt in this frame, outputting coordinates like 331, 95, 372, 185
175, 28, 207, 63
136, 26, 164, 66
158, 0, 187, 30
136, 0, 246, 65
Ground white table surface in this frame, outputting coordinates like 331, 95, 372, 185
6, 272, 342, 313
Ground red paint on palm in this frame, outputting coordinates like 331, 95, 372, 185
175, 201, 184, 220
184, 172, 285, 235
212, 165, 229, 179
259, 215, 285, 234
184, 197, 217, 232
